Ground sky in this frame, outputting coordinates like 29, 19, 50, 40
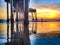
0, 0, 7, 19
29, 0, 60, 19
29, 0, 60, 8
0, 0, 60, 19
0, 0, 7, 7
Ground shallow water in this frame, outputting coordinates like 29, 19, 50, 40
30, 34, 60, 45
0, 22, 60, 45
0, 34, 60, 45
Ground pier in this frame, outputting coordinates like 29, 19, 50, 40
29, 8, 37, 34
5, 0, 30, 45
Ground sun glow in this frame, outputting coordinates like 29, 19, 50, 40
37, 9, 54, 13
37, 9, 58, 18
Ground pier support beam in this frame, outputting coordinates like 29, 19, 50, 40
22, 0, 30, 45
6, 1, 9, 43
5, 0, 30, 45
29, 8, 37, 34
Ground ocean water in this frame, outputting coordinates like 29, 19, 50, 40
0, 22, 60, 45
0, 43, 5, 45
0, 34, 60, 45
0, 35, 7, 45
30, 34, 60, 45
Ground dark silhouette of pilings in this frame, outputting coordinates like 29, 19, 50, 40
16, 2, 19, 41
22, 0, 30, 45
5, 0, 30, 45
7, 1, 9, 43
29, 8, 37, 34
10, 0, 14, 43
34, 12, 37, 34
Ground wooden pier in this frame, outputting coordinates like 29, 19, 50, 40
5, 0, 30, 45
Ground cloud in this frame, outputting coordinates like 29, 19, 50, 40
31, 4, 60, 11
29, 4, 60, 19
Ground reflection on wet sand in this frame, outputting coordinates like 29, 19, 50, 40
0, 23, 7, 35
29, 22, 60, 37
0, 22, 60, 36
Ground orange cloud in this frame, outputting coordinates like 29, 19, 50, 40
29, 5, 60, 19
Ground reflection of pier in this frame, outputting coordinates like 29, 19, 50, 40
5, 0, 30, 45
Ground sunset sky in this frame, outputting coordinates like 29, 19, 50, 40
0, 0, 60, 19
0, 0, 7, 19
29, 0, 60, 19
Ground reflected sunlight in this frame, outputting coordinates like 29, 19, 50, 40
49, 23, 57, 28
